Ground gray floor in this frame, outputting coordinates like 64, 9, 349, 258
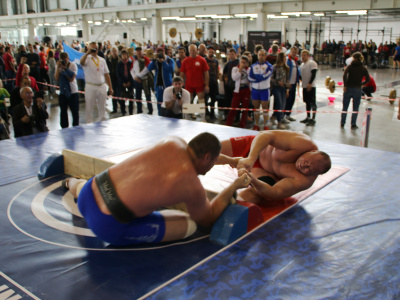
3, 66, 400, 153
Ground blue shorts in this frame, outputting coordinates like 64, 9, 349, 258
251, 88, 270, 101
77, 177, 166, 245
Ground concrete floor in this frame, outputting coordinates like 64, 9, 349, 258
3, 66, 400, 153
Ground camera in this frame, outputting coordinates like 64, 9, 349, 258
90, 48, 97, 52
21, 51, 28, 58
61, 60, 67, 66
157, 53, 164, 59
175, 92, 182, 100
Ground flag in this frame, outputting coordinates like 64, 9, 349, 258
62, 42, 85, 80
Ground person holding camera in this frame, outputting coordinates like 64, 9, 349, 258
161, 76, 190, 119
146, 47, 175, 115
80, 41, 113, 123
12, 87, 48, 138
55, 52, 79, 129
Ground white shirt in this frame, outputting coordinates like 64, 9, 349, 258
345, 57, 354, 66
300, 59, 318, 88
289, 62, 297, 84
55, 62, 78, 94
131, 59, 149, 79
231, 66, 250, 93
161, 86, 190, 114
82, 54, 109, 85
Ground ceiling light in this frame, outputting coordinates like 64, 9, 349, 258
104, 20, 110, 22
140, 18, 147, 21
314, 13, 325, 16
282, 12, 311, 16
94, 21, 102, 25
177, 17, 196, 21
336, 10, 367, 15
87, 20, 93, 24
121, 20, 127, 23
211, 15, 232, 19
234, 14, 258, 18
44, 23, 50, 26
268, 15, 289, 19
195, 14, 217, 18
162, 16, 180, 20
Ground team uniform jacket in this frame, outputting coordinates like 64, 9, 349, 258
247, 61, 273, 90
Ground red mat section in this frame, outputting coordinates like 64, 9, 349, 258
201, 164, 349, 227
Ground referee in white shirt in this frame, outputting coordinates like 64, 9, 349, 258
80, 41, 113, 123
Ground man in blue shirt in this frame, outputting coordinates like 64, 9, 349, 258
232, 41, 240, 54
146, 47, 175, 115
393, 41, 400, 70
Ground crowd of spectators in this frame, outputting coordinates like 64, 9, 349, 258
0, 35, 395, 139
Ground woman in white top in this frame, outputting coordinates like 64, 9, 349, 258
225, 56, 251, 128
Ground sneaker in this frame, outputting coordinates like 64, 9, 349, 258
263, 126, 269, 130
281, 118, 290, 124
306, 119, 316, 126
277, 123, 286, 129
252, 125, 260, 131
300, 117, 310, 123
287, 116, 296, 122
351, 124, 358, 130
270, 116, 278, 125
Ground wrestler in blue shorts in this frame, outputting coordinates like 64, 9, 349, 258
78, 177, 166, 245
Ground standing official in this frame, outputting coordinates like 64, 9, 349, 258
80, 42, 113, 123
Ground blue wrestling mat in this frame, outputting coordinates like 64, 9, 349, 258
0, 115, 399, 299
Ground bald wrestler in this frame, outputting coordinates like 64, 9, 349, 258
217, 131, 331, 205
64, 132, 250, 245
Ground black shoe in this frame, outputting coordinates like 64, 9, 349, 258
111, 110, 118, 114
287, 116, 296, 122
306, 119, 316, 126
351, 124, 358, 130
300, 118, 310, 123
340, 123, 345, 128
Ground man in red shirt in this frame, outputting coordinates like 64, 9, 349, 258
362, 75, 376, 99
39, 46, 50, 90
15, 56, 40, 91
3, 46, 16, 92
180, 44, 210, 118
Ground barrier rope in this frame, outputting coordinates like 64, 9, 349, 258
3, 78, 396, 114
35, 81, 386, 115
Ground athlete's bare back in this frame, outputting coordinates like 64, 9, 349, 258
92, 137, 205, 218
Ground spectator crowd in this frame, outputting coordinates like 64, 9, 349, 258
0, 35, 396, 139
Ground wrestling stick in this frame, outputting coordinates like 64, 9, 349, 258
62, 149, 115, 180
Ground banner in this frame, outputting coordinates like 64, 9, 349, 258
247, 31, 281, 53
62, 42, 85, 80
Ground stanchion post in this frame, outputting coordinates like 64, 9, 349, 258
364, 108, 372, 148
